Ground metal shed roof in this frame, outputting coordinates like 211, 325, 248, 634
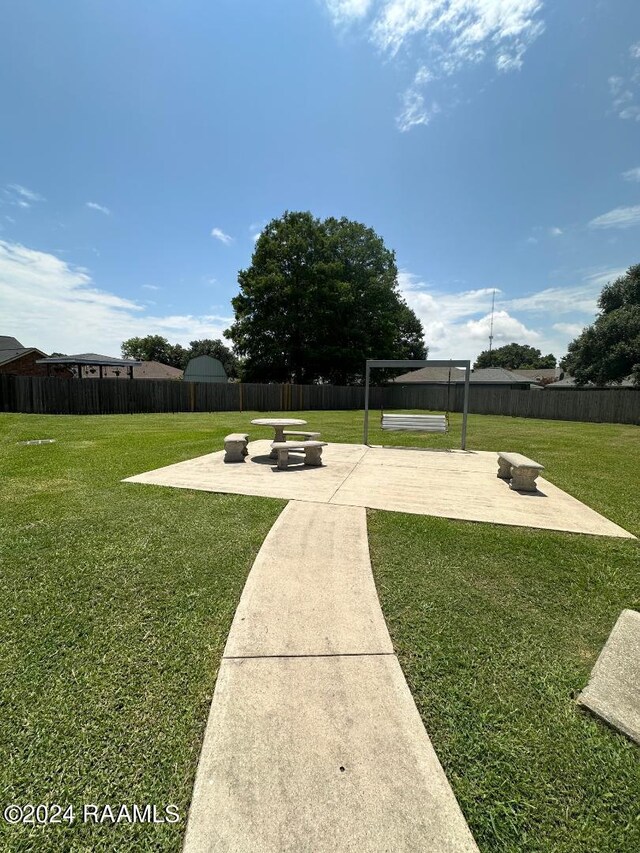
183, 355, 228, 383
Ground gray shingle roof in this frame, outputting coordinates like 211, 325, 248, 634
0, 335, 46, 366
393, 366, 532, 384
37, 353, 141, 366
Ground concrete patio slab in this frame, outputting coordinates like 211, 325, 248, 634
224, 501, 393, 657
124, 439, 366, 503
124, 440, 634, 538
577, 609, 640, 744
183, 656, 478, 853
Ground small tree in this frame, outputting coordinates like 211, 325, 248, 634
121, 335, 186, 369
561, 264, 640, 385
474, 343, 556, 370
225, 211, 425, 384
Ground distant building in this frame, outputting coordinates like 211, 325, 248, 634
0, 335, 53, 377
510, 368, 561, 385
131, 361, 183, 380
392, 365, 533, 389
183, 354, 228, 383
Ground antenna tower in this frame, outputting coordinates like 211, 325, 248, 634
488, 289, 496, 364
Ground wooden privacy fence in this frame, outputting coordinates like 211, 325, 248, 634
0, 375, 638, 425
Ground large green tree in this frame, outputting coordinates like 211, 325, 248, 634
474, 343, 556, 370
225, 211, 426, 384
561, 264, 640, 385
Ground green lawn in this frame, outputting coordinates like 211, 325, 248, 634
0, 410, 638, 851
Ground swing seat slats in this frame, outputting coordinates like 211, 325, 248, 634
381, 414, 448, 433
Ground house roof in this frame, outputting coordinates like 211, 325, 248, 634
37, 353, 142, 366
392, 366, 532, 384
510, 368, 560, 381
392, 366, 460, 383
0, 336, 24, 350
0, 335, 47, 366
133, 361, 183, 379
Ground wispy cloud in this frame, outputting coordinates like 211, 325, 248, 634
370, 0, 544, 68
396, 66, 440, 132
0, 239, 232, 355
324, 0, 373, 25
3, 184, 45, 209
323, 1, 544, 129
142, 284, 160, 291
622, 166, 640, 182
86, 201, 111, 215
608, 42, 640, 122
588, 205, 640, 229
549, 226, 563, 236
211, 227, 233, 245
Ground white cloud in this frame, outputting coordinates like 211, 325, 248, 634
608, 43, 640, 121
397, 68, 440, 131
0, 239, 232, 356
324, 0, 373, 25
142, 284, 160, 291
211, 227, 233, 245
399, 272, 536, 359
622, 166, 640, 182
3, 184, 45, 208
549, 226, 563, 236
397, 264, 623, 362
86, 201, 111, 215
322, 1, 544, 130
552, 322, 583, 337
588, 205, 640, 229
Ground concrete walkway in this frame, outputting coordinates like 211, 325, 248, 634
183, 502, 479, 852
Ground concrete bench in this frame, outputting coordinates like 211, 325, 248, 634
271, 440, 327, 470
497, 452, 544, 492
282, 430, 322, 441
224, 433, 249, 463
381, 413, 448, 433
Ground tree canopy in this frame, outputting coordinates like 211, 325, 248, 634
474, 343, 556, 371
561, 264, 640, 385
121, 335, 238, 376
225, 211, 426, 384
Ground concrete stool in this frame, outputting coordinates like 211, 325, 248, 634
224, 433, 249, 463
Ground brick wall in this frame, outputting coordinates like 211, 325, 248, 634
0, 352, 72, 377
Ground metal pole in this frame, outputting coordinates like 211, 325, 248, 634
461, 363, 470, 450
363, 361, 371, 445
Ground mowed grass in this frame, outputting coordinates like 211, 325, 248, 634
362, 412, 640, 851
0, 409, 638, 851
0, 413, 285, 851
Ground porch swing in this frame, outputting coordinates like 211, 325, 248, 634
363, 359, 471, 450
380, 363, 453, 435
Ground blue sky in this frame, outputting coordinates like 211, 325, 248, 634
1, 0, 639, 363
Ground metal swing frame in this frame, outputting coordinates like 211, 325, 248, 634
363, 359, 471, 450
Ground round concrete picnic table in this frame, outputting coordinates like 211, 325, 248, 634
250, 418, 308, 458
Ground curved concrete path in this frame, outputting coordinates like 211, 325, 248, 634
184, 501, 478, 852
